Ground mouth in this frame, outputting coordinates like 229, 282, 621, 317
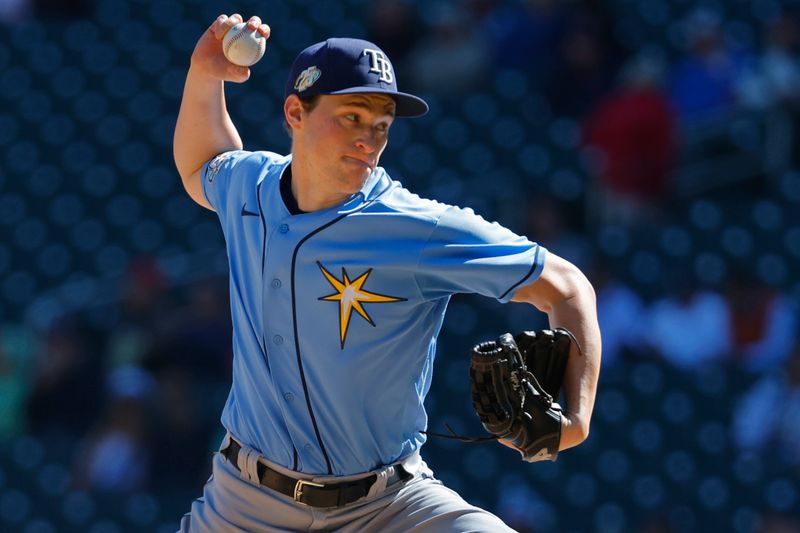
343, 156, 373, 169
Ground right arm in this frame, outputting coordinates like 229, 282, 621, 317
173, 14, 270, 210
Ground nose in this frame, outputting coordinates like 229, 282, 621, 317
354, 127, 378, 154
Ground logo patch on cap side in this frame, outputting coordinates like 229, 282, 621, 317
294, 66, 322, 92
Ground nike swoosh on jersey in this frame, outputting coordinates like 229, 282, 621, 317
241, 203, 259, 217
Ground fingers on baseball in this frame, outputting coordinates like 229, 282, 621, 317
227, 62, 251, 83
212, 13, 243, 39
246, 16, 261, 30
258, 24, 271, 38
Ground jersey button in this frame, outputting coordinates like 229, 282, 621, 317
271, 278, 281, 289
273, 335, 283, 345
283, 392, 294, 402
304, 444, 313, 453
278, 224, 289, 234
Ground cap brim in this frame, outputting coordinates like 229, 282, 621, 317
329, 86, 429, 118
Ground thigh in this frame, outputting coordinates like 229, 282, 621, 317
343, 476, 517, 533
178, 453, 313, 533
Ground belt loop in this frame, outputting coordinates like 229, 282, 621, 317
237, 445, 262, 485
366, 467, 390, 499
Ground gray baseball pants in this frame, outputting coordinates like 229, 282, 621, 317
179, 436, 515, 532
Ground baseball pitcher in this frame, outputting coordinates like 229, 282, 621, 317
173, 13, 601, 532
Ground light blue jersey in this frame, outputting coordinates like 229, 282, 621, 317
201, 150, 546, 476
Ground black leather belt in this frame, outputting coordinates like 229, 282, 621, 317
221, 440, 410, 508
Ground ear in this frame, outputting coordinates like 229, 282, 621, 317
284, 95, 304, 131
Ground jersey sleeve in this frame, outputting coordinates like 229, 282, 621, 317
415, 206, 547, 302
201, 150, 278, 214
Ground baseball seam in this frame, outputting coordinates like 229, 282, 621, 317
225, 28, 261, 65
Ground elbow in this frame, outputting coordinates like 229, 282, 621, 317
574, 418, 591, 445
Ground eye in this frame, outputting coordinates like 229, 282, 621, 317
345, 113, 358, 122
376, 123, 389, 133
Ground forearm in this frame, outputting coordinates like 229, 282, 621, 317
512, 254, 602, 451
546, 280, 601, 450
173, 67, 243, 181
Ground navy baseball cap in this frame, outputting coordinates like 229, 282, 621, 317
285, 38, 429, 118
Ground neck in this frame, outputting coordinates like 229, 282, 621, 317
290, 160, 353, 212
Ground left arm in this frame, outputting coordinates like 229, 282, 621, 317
512, 252, 601, 451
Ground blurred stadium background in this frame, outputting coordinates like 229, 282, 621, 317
1, 0, 800, 531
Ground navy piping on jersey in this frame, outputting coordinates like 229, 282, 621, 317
498, 245, 542, 301
255, 179, 272, 372
289, 181, 393, 475
258, 177, 300, 468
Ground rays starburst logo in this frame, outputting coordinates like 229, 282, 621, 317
317, 262, 405, 349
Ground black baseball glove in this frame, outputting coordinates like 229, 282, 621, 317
469, 328, 575, 462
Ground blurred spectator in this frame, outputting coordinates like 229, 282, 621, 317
72, 366, 154, 493
668, 8, 753, 119
107, 257, 172, 369
404, 3, 489, 94
0, 0, 31, 22
525, 196, 592, 271
759, 513, 800, 533
591, 261, 646, 368
732, 344, 800, 469
643, 271, 732, 368
26, 319, 104, 437
147, 366, 213, 490
739, 13, 800, 110
365, 0, 420, 65
480, 0, 570, 82
143, 277, 231, 380
726, 270, 797, 373
33, 0, 92, 20
547, 9, 618, 117
583, 52, 677, 226
0, 324, 36, 438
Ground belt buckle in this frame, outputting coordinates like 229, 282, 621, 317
294, 479, 325, 504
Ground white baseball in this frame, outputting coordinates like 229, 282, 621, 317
222, 22, 266, 67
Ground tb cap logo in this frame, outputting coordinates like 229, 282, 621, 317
363, 49, 393, 84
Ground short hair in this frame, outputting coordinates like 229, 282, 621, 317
284, 94, 321, 138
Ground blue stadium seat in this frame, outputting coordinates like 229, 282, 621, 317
19, 91, 53, 123
40, 115, 76, 148
106, 67, 141, 100
780, 171, 800, 203
82, 43, 120, 75
696, 476, 730, 510
660, 225, 693, 257
0, 488, 33, 525
593, 502, 628, 533
95, 245, 131, 277
37, 244, 73, 279
131, 219, 166, 252
61, 491, 97, 527
50, 67, 87, 100
631, 474, 665, 510
70, 218, 107, 254
663, 449, 696, 484
124, 492, 161, 528
689, 199, 723, 231
564, 473, 598, 508
50, 194, 85, 227
81, 165, 118, 197
36, 463, 71, 498
462, 94, 498, 126
721, 226, 754, 258
14, 218, 47, 253
630, 420, 664, 454
22, 518, 57, 533
62, 20, 101, 52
